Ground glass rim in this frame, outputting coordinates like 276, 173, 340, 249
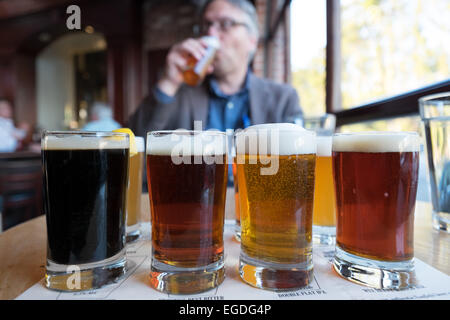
332, 131, 421, 153
42, 130, 130, 150
418, 91, 450, 104
43, 130, 129, 138
333, 131, 419, 137
234, 124, 317, 137
301, 113, 336, 121
147, 130, 227, 137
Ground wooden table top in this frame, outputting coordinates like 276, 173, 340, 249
0, 190, 448, 300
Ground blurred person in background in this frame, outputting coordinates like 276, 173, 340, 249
0, 98, 28, 152
128, 0, 303, 137
83, 102, 121, 131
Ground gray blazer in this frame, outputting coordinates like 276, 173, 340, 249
128, 73, 302, 138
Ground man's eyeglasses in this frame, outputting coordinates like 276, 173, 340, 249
201, 18, 249, 33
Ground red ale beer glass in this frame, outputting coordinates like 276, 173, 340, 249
332, 132, 420, 289
146, 130, 228, 294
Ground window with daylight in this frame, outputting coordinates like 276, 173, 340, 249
289, 0, 450, 125
341, 0, 450, 109
290, 0, 327, 116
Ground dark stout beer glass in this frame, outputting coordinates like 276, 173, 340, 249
42, 131, 129, 291
146, 130, 228, 294
236, 123, 317, 291
332, 132, 420, 289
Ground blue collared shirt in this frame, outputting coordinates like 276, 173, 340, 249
205, 72, 251, 131
153, 72, 252, 131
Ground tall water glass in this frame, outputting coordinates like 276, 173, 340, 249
420, 92, 450, 232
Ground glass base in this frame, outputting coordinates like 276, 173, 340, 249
126, 230, 141, 243
333, 246, 416, 289
45, 249, 128, 292
149, 257, 225, 295
433, 211, 450, 233
313, 225, 336, 245
239, 252, 313, 291
126, 223, 142, 243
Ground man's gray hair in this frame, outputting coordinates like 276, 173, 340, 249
201, 0, 260, 39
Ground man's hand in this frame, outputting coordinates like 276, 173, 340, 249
157, 38, 213, 96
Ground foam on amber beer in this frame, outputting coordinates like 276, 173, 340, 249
146, 130, 227, 164
332, 131, 420, 153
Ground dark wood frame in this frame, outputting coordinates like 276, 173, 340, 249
335, 80, 450, 127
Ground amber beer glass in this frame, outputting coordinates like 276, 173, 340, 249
313, 137, 336, 228
302, 114, 337, 245
332, 132, 420, 289
232, 154, 241, 240
236, 123, 316, 291
126, 137, 145, 242
146, 130, 228, 294
42, 131, 129, 291
182, 36, 219, 86
227, 129, 241, 241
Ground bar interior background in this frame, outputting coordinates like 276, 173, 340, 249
0, 0, 449, 230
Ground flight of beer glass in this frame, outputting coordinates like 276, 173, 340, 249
332, 132, 420, 289
301, 114, 337, 245
182, 36, 220, 87
146, 130, 227, 294
41, 125, 420, 293
43, 131, 130, 291
235, 124, 316, 291
126, 136, 145, 243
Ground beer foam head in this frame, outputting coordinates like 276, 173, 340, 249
332, 132, 421, 153
147, 130, 227, 156
316, 136, 332, 157
135, 136, 145, 153
235, 123, 316, 155
43, 132, 129, 150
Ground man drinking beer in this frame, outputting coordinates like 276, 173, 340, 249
128, 0, 303, 135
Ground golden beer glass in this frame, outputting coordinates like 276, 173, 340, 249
232, 153, 241, 241
226, 129, 241, 241
302, 114, 337, 245
126, 136, 145, 242
236, 123, 316, 291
